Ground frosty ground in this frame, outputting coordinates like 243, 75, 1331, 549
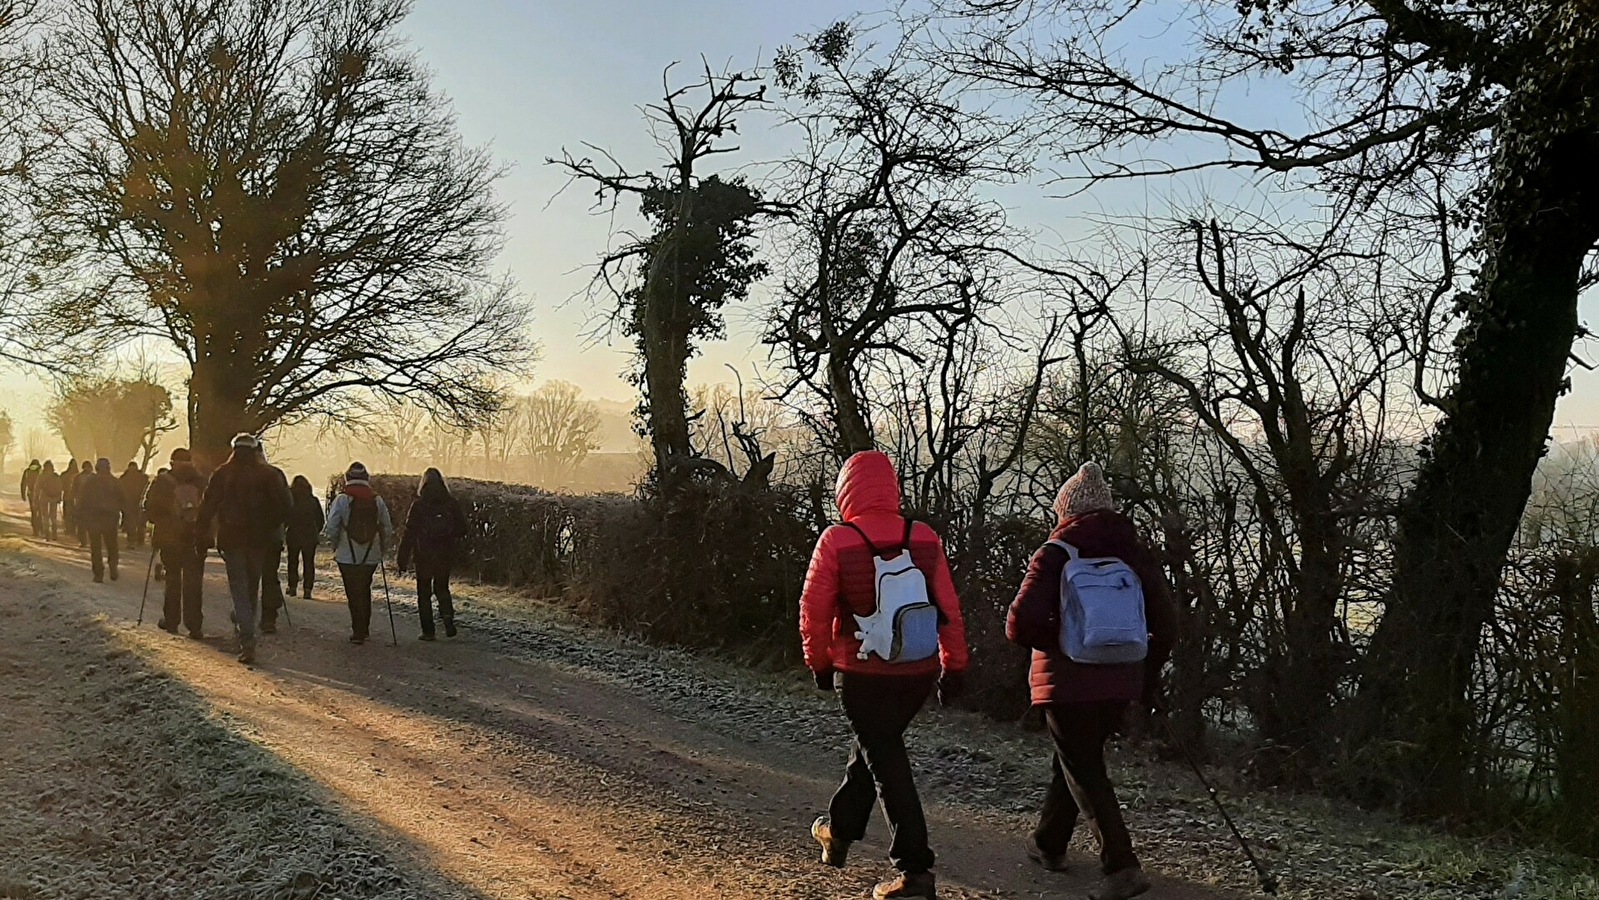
0, 494, 1593, 900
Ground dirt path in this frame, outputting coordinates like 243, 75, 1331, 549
0, 494, 1245, 900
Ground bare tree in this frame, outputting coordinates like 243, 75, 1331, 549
519, 380, 602, 487
765, 23, 1025, 457
35, 0, 534, 465
47, 373, 176, 466
938, 0, 1599, 812
552, 62, 774, 489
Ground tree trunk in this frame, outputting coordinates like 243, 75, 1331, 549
1355, 130, 1599, 813
188, 353, 257, 471
828, 351, 873, 457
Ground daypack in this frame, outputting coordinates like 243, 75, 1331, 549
173, 481, 202, 525
413, 502, 460, 546
1048, 540, 1149, 664
345, 494, 380, 546
847, 520, 940, 664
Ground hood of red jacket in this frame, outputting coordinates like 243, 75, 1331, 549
835, 450, 900, 522
343, 483, 375, 501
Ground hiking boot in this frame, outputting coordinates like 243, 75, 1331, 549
109, 568, 118, 581
1026, 837, 1070, 873
188, 630, 204, 640
873, 871, 936, 899
444, 619, 457, 638
811, 816, 850, 868
349, 635, 365, 645
302, 588, 312, 600
260, 620, 277, 635
419, 631, 436, 642
93, 573, 103, 583
158, 620, 179, 636
238, 643, 257, 665
1088, 867, 1150, 900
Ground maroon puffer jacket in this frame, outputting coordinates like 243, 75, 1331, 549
1006, 510, 1178, 705
799, 451, 969, 677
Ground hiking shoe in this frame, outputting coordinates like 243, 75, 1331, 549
109, 568, 118, 581
444, 620, 457, 638
188, 630, 204, 640
1026, 837, 1070, 872
873, 871, 936, 899
260, 621, 277, 635
302, 589, 312, 600
159, 621, 179, 636
419, 631, 436, 642
811, 816, 850, 868
93, 573, 103, 583
1088, 867, 1150, 900
238, 644, 257, 665
349, 635, 365, 645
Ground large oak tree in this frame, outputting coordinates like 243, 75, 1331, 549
36, 0, 533, 465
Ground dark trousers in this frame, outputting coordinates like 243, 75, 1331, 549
829, 671, 939, 874
286, 544, 315, 596
415, 560, 454, 634
1035, 701, 1140, 875
159, 545, 205, 634
339, 563, 377, 639
89, 528, 119, 578
125, 513, 145, 546
261, 543, 284, 625
221, 547, 267, 647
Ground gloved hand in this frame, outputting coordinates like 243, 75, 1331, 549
814, 669, 836, 691
938, 669, 965, 706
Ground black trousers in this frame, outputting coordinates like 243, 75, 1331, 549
1034, 701, 1140, 875
159, 544, 205, 634
415, 560, 455, 633
286, 543, 315, 595
89, 528, 119, 578
260, 543, 284, 625
339, 563, 377, 639
829, 670, 939, 874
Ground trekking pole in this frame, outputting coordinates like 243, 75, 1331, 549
136, 544, 158, 626
379, 534, 398, 647
1158, 713, 1279, 895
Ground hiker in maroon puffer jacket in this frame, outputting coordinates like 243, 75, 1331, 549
1008, 462, 1178, 900
801, 450, 968, 900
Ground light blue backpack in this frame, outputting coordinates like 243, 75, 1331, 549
1048, 540, 1148, 664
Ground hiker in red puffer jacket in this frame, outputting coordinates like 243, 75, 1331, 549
801, 450, 968, 900
1008, 462, 1178, 900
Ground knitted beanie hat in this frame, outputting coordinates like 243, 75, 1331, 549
170, 448, 191, 463
1054, 462, 1116, 521
345, 461, 370, 485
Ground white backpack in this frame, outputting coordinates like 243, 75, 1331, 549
1048, 540, 1149, 664
848, 520, 941, 663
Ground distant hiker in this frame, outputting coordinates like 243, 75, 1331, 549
286, 475, 324, 599
322, 462, 393, 645
800, 450, 968, 900
60, 457, 79, 537
120, 462, 149, 547
195, 433, 291, 665
144, 448, 208, 638
1006, 463, 1178, 900
254, 442, 294, 634
20, 459, 41, 536
78, 458, 125, 583
35, 461, 62, 541
396, 468, 469, 641
153, 466, 170, 581
74, 460, 93, 546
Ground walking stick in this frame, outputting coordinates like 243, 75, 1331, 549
278, 548, 293, 628
137, 544, 158, 626
379, 534, 398, 646
1158, 713, 1279, 895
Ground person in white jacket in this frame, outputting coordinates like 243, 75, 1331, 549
322, 462, 395, 643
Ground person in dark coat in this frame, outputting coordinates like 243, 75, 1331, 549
396, 468, 469, 640
195, 433, 290, 665
73, 460, 93, 546
120, 462, 149, 547
1006, 462, 1178, 900
77, 458, 125, 583
60, 457, 79, 535
35, 461, 62, 541
20, 460, 41, 536
255, 442, 294, 634
285, 475, 324, 599
144, 448, 208, 638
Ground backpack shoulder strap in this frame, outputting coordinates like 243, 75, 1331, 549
842, 521, 882, 558
900, 518, 915, 555
1047, 539, 1082, 561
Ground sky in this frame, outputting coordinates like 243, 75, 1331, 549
5, 0, 1599, 448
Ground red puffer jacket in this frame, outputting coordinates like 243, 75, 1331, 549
1007, 510, 1178, 705
800, 451, 969, 677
